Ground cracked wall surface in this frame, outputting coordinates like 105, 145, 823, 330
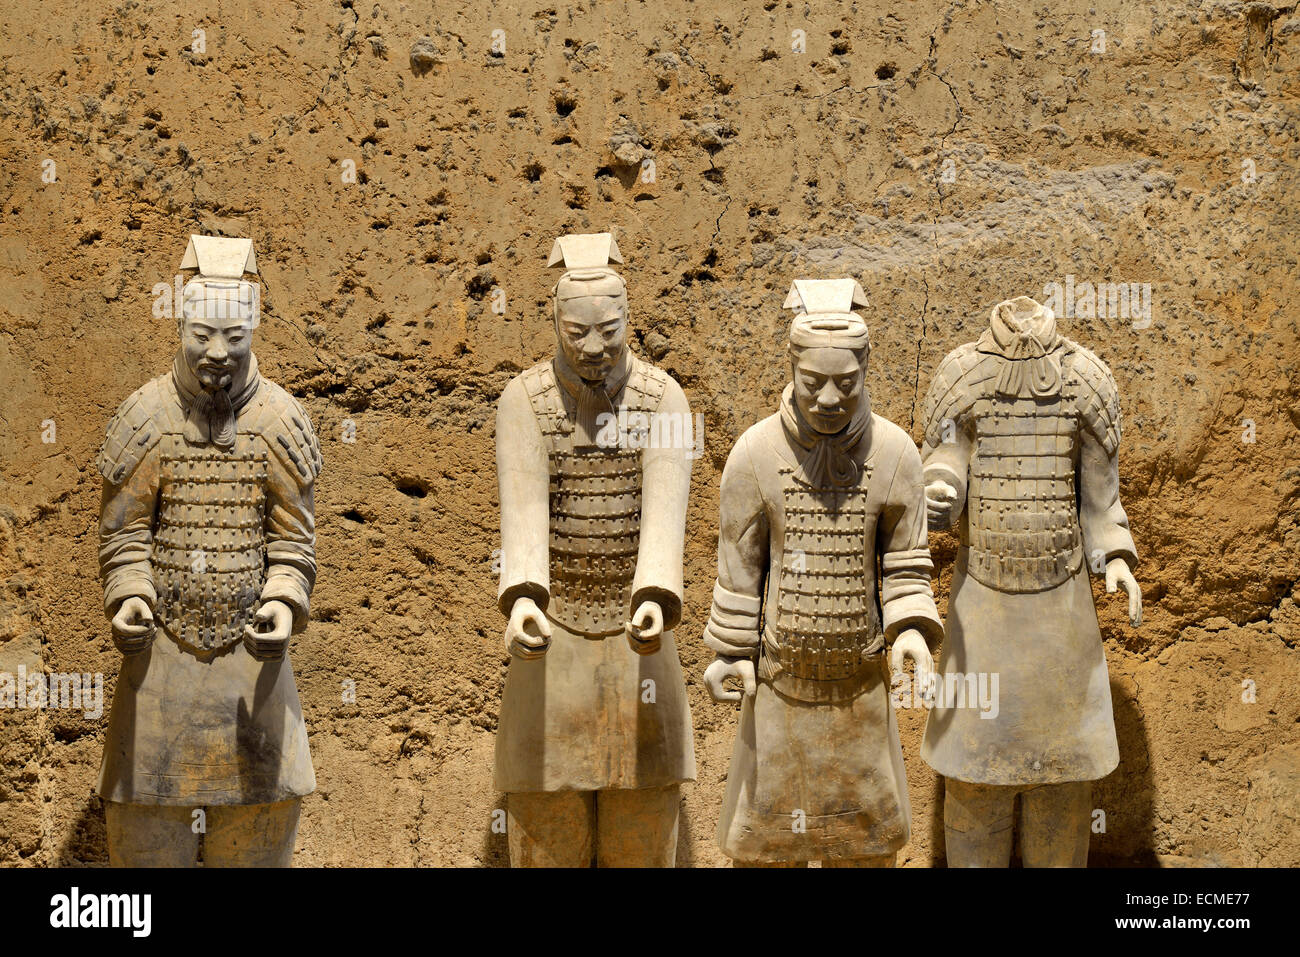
0, 0, 1297, 866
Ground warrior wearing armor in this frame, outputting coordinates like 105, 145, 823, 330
702, 279, 943, 866
96, 236, 320, 866
919, 295, 1141, 867
494, 233, 694, 867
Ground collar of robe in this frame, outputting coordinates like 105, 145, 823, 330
779, 382, 872, 489
171, 351, 261, 450
977, 305, 1063, 399
551, 347, 634, 451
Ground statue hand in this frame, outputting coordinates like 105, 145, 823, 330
110, 596, 155, 655
925, 479, 959, 529
890, 628, 933, 692
1105, 558, 1142, 628
703, 655, 756, 703
243, 600, 294, 662
505, 596, 552, 660
627, 600, 664, 655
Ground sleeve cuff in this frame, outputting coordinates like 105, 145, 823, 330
103, 572, 157, 618
631, 586, 682, 632
702, 581, 761, 656
498, 581, 549, 618
883, 593, 944, 649
262, 569, 311, 633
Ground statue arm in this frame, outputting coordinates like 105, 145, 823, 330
496, 376, 551, 617
630, 376, 692, 630
879, 438, 945, 650
98, 453, 160, 618
261, 397, 322, 633
263, 470, 317, 634
919, 427, 971, 512
702, 433, 768, 659
1078, 426, 1138, 573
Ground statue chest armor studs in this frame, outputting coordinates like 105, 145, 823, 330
966, 395, 1082, 592
152, 435, 269, 651
523, 361, 666, 638
768, 465, 881, 682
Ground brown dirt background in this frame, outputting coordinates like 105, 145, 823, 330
0, 0, 1297, 866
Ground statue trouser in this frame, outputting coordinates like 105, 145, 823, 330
943, 778, 1092, 868
105, 798, 302, 867
506, 785, 680, 867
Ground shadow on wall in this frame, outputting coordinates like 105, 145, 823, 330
1091, 678, 1158, 866
926, 677, 1157, 867
52, 795, 108, 866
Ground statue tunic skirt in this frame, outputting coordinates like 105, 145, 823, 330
97, 372, 320, 806
98, 635, 315, 806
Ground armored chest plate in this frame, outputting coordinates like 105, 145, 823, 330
153, 434, 269, 651
768, 465, 881, 682
966, 395, 1082, 592
523, 363, 662, 638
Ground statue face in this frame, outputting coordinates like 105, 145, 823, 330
180, 313, 253, 391
791, 347, 866, 435
556, 293, 628, 382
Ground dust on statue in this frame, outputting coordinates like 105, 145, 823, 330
96, 235, 322, 867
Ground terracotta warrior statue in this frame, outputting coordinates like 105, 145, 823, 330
702, 278, 943, 867
493, 232, 694, 867
919, 295, 1141, 867
97, 236, 321, 866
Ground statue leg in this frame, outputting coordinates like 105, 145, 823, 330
943, 777, 1017, 867
1019, 781, 1092, 868
822, 853, 896, 868
507, 790, 596, 867
595, 784, 681, 867
104, 802, 200, 867
203, 798, 302, 867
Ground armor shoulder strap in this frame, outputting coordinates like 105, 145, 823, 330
625, 358, 670, 410
1065, 340, 1122, 455
920, 343, 992, 444
520, 360, 565, 423
97, 376, 171, 484
255, 382, 323, 486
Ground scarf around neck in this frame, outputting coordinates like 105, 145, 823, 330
551, 348, 635, 451
978, 301, 1063, 398
172, 351, 261, 450
779, 382, 872, 488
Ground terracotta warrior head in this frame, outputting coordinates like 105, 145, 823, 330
783, 278, 872, 436
177, 235, 261, 393
548, 232, 628, 384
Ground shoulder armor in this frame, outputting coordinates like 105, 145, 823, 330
519, 361, 565, 422
1065, 340, 1122, 455
920, 343, 995, 445
625, 357, 670, 410
97, 376, 172, 485
254, 381, 323, 486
